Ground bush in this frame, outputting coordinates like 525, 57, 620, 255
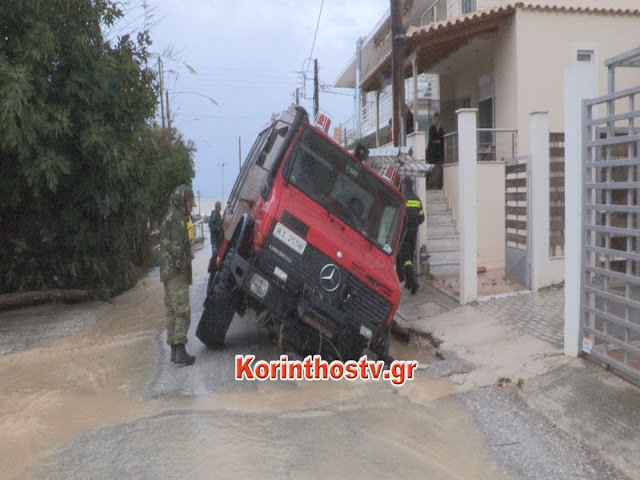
0, 1, 194, 298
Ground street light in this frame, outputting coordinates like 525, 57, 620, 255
218, 162, 227, 202
172, 91, 219, 106
162, 90, 219, 130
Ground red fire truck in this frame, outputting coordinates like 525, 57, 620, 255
196, 105, 406, 361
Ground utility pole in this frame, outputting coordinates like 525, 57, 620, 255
238, 136, 242, 170
313, 59, 319, 118
390, 0, 405, 147
296, 88, 300, 105
165, 89, 172, 130
158, 58, 165, 128
355, 37, 363, 140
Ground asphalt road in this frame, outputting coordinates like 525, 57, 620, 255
0, 245, 630, 480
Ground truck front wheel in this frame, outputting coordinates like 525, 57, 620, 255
196, 248, 239, 349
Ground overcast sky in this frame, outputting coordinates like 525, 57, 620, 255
121, 0, 389, 199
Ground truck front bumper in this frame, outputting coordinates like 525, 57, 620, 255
229, 253, 373, 359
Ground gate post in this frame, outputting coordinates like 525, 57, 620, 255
529, 111, 550, 291
457, 108, 478, 304
563, 63, 597, 357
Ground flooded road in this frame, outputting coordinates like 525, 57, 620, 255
3, 246, 595, 479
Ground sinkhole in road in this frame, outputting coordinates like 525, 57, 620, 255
389, 327, 443, 366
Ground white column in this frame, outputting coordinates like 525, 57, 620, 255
457, 108, 478, 304
529, 111, 550, 291
563, 63, 597, 357
406, 130, 427, 275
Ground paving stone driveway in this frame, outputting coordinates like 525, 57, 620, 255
474, 285, 565, 345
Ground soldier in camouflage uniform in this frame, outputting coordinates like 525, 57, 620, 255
160, 185, 197, 365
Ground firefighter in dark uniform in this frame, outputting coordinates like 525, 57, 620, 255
401, 176, 424, 294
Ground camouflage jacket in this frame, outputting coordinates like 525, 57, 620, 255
159, 190, 193, 284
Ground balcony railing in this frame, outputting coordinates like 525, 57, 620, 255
443, 128, 518, 164
420, 0, 444, 25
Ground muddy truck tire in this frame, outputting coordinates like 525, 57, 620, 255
196, 249, 239, 349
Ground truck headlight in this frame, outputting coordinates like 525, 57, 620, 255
249, 273, 269, 298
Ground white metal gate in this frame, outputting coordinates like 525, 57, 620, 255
504, 155, 531, 289
581, 82, 640, 382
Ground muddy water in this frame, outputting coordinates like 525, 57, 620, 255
0, 251, 506, 480
0, 280, 163, 480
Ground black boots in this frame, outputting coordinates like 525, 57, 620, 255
173, 344, 196, 365
404, 265, 420, 295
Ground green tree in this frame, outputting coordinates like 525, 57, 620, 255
138, 125, 196, 228
0, 0, 193, 298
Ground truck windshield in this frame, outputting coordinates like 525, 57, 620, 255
284, 128, 403, 255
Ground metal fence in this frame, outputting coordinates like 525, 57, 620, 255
581, 85, 640, 382
504, 155, 531, 288
340, 94, 441, 148
443, 128, 518, 164
549, 132, 565, 257
443, 131, 458, 164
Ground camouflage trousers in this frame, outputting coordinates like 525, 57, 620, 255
164, 275, 191, 345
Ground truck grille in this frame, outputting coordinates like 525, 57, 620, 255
258, 239, 392, 332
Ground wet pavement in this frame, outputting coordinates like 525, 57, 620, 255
398, 279, 640, 480
1, 241, 638, 479
474, 284, 564, 345
0, 246, 506, 480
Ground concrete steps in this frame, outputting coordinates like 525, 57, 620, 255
425, 189, 460, 276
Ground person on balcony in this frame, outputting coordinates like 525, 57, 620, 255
427, 112, 445, 189
404, 103, 415, 135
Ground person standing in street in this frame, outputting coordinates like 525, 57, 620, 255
427, 112, 445, 189
160, 184, 197, 366
209, 201, 223, 254
401, 176, 424, 295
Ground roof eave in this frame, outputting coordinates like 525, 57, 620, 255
359, 1, 640, 92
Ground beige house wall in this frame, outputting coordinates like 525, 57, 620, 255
443, 162, 505, 266
424, 3, 640, 272
514, 9, 640, 154
443, 163, 460, 223
477, 162, 506, 267
437, 7, 640, 149
493, 19, 518, 132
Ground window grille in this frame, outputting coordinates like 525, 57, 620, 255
461, 0, 476, 14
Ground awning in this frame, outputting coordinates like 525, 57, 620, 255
365, 147, 433, 177
361, 5, 513, 92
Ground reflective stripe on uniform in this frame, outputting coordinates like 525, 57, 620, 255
406, 199, 421, 208
404, 260, 413, 267
187, 218, 195, 242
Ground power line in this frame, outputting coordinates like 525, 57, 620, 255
195, 65, 298, 75
320, 89, 354, 97
305, 0, 325, 79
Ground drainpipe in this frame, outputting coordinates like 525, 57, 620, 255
355, 37, 363, 140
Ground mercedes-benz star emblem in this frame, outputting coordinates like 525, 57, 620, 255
320, 264, 341, 292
